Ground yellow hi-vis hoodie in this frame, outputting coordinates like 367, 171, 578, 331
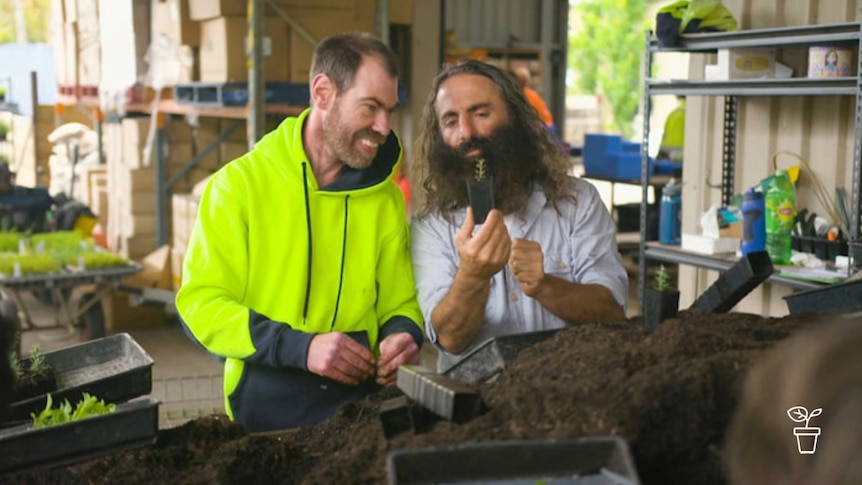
176, 108, 424, 431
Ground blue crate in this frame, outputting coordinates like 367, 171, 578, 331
173, 82, 311, 107
583, 133, 654, 180
583, 133, 621, 178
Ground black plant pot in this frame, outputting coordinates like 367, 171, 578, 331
12, 367, 57, 402
644, 287, 680, 332
467, 178, 494, 224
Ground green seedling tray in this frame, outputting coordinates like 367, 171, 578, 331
442, 329, 562, 384
0, 398, 159, 474
386, 437, 640, 485
5, 333, 154, 423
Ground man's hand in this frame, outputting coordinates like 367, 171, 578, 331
307, 333, 376, 386
509, 238, 546, 297
454, 208, 511, 281
375, 333, 420, 386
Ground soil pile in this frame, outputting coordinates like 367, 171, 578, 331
3, 309, 817, 485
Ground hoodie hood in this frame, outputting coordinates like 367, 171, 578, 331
253, 108, 402, 194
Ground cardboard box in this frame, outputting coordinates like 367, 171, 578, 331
171, 192, 200, 249
220, 119, 248, 142
102, 245, 172, 330
101, 289, 168, 331
125, 245, 173, 289
118, 235, 158, 260
166, 141, 194, 165
389, 0, 412, 25
286, 3, 376, 82
189, 0, 246, 21
122, 117, 153, 169
124, 213, 158, 237
199, 16, 290, 82
165, 117, 193, 142
271, 0, 354, 8
128, 190, 157, 215
681, 233, 740, 255
64, 0, 77, 23
717, 48, 776, 79
193, 118, 223, 169
63, 23, 80, 86
170, 246, 184, 290
76, 0, 100, 86
220, 141, 248, 164
151, 0, 200, 46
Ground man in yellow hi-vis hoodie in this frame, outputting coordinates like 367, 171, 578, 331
176, 33, 424, 432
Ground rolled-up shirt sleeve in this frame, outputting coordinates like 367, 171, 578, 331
410, 216, 458, 344
567, 181, 629, 311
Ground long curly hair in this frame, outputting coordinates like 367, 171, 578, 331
411, 60, 573, 219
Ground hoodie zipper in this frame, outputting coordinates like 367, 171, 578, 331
330, 195, 349, 330
301, 163, 313, 325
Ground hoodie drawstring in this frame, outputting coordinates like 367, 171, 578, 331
330, 195, 349, 330
301, 163, 313, 325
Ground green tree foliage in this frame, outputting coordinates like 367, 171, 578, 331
569, 0, 654, 138
0, 0, 53, 44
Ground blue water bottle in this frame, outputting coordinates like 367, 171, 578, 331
659, 179, 682, 245
741, 187, 766, 255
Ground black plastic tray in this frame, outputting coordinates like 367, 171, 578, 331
691, 251, 774, 313
784, 278, 862, 315
442, 329, 561, 384
386, 437, 640, 484
0, 398, 159, 474
6, 333, 154, 422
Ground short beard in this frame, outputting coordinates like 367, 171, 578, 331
427, 122, 544, 215
322, 99, 382, 170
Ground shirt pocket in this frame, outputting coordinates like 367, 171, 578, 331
544, 252, 573, 281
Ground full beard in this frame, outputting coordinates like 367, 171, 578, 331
428, 122, 543, 214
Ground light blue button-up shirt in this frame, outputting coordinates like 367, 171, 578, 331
411, 177, 628, 371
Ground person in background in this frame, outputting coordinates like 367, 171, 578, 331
176, 33, 424, 432
658, 96, 685, 163
725, 317, 862, 485
0, 163, 54, 233
512, 66, 556, 136
410, 60, 627, 372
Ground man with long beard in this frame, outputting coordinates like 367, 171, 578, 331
410, 60, 627, 371
176, 33, 423, 432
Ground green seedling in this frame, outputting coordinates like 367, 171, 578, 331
653, 264, 671, 291
26, 344, 50, 378
30, 392, 117, 429
474, 158, 487, 181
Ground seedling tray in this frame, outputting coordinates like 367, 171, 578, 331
396, 365, 484, 423
6, 333, 154, 422
691, 251, 773, 313
0, 398, 159, 474
784, 278, 862, 315
386, 437, 640, 485
443, 329, 562, 384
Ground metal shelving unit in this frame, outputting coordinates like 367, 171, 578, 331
638, 21, 862, 312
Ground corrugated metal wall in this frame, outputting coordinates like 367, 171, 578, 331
445, 0, 542, 46
681, 0, 862, 315
443, 0, 568, 131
